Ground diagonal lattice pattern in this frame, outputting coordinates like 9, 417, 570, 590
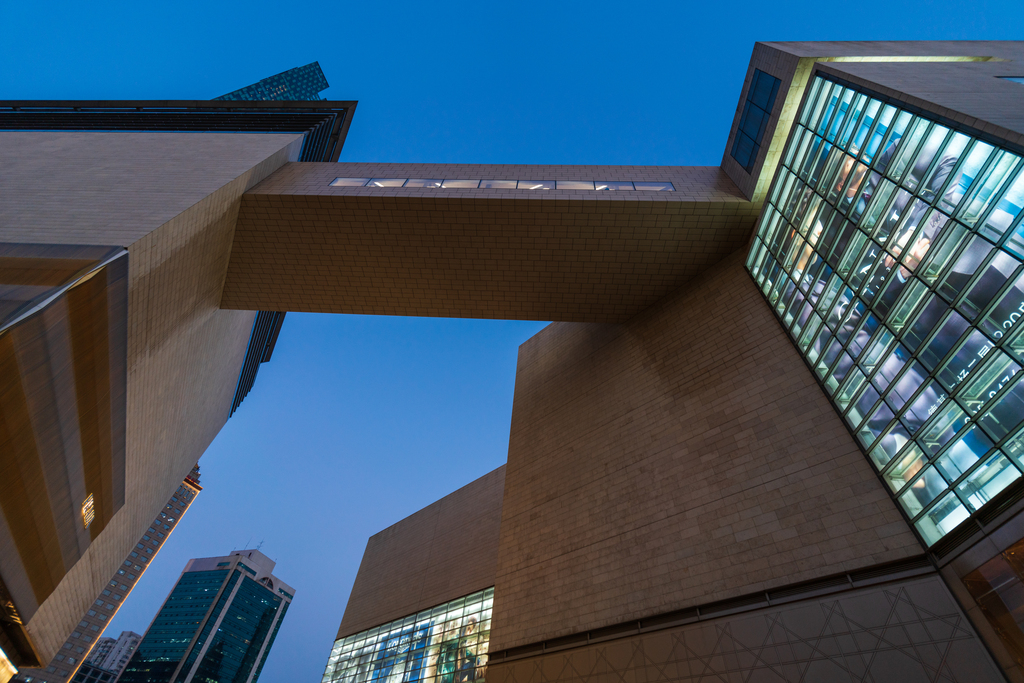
489, 576, 1001, 683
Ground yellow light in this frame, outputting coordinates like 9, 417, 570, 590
0, 645, 17, 683
82, 493, 95, 529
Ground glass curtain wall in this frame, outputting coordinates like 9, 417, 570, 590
323, 589, 493, 683
747, 75, 1024, 546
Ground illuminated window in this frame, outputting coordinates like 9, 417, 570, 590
81, 494, 95, 529
328, 178, 675, 191
321, 588, 493, 683
747, 75, 1024, 546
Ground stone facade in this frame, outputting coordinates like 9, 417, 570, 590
337, 467, 506, 639
0, 131, 302, 661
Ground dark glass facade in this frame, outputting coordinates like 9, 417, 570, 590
747, 74, 1024, 547
215, 62, 329, 101
731, 69, 782, 173
120, 556, 289, 683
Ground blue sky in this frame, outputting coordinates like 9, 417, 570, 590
3, 1, 1023, 681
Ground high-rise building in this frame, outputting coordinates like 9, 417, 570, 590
11, 470, 201, 683
0, 64, 352, 680
118, 550, 293, 683
63, 631, 141, 683
5, 39, 1024, 683
215, 61, 329, 102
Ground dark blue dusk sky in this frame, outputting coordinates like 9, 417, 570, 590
3, 1, 1022, 681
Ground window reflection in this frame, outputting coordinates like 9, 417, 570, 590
747, 74, 1024, 545
322, 589, 494, 683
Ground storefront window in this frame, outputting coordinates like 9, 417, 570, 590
322, 589, 493, 683
747, 75, 1024, 545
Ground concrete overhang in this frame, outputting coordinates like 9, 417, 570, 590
222, 162, 762, 323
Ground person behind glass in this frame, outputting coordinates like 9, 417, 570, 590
809, 140, 964, 445
455, 617, 480, 683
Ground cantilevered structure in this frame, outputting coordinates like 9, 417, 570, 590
4, 41, 1024, 683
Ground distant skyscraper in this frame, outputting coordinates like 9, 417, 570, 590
215, 61, 332, 416
215, 61, 329, 101
119, 550, 293, 683
66, 631, 140, 683
11, 469, 201, 683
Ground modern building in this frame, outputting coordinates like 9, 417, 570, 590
11, 470, 201, 683
316, 41, 1024, 683
63, 631, 141, 683
3, 40, 1024, 683
0, 62, 347, 679
118, 550, 293, 683
214, 61, 330, 102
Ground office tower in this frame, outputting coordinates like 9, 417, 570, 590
0, 65, 353, 679
64, 631, 141, 683
5, 40, 1024, 683
215, 60, 332, 416
118, 550, 293, 683
215, 62, 329, 102
12, 470, 201, 683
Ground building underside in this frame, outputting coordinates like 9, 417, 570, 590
4, 40, 1024, 683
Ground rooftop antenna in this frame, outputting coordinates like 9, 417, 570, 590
244, 536, 252, 550
256, 539, 264, 552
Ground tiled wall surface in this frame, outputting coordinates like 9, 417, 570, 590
817, 60, 1024, 149
487, 574, 1002, 683
337, 467, 505, 639
491, 249, 923, 652
721, 41, 1024, 205
0, 131, 302, 661
224, 163, 761, 322
721, 43, 803, 202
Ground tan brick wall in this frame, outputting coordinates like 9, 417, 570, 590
224, 163, 761, 323
490, 249, 922, 652
338, 466, 505, 639
0, 131, 303, 660
720, 41, 1024, 204
486, 574, 1002, 683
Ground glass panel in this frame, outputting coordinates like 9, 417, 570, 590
915, 492, 969, 546
863, 105, 898, 165
934, 425, 994, 481
918, 402, 967, 455
978, 375, 1024, 441
479, 180, 517, 189
634, 182, 675, 191
988, 171, 1024, 249
330, 177, 370, 187
405, 179, 443, 188
517, 181, 555, 190
956, 451, 1021, 511
440, 179, 480, 188
938, 140, 992, 212
595, 182, 635, 191
980, 272, 1024, 341
883, 443, 926, 493
936, 329, 992, 391
898, 466, 947, 517
367, 178, 407, 187
918, 219, 965, 285
961, 252, 1021, 321
905, 125, 950, 194
555, 181, 595, 190
965, 152, 1020, 230
747, 74, 1024, 545
958, 350, 1022, 415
